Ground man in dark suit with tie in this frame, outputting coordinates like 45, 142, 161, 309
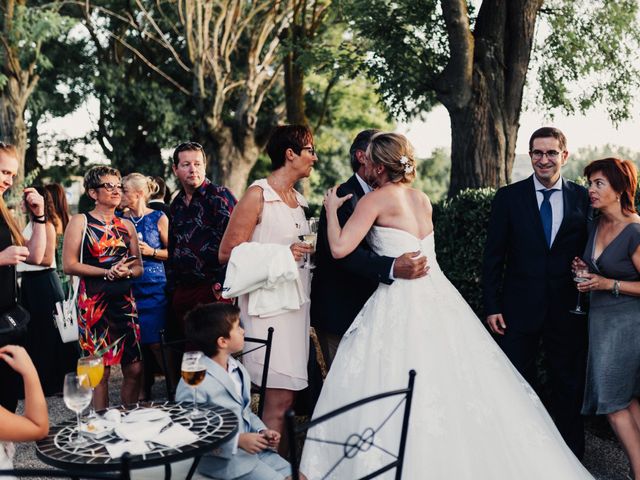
482, 126, 590, 458
311, 129, 428, 368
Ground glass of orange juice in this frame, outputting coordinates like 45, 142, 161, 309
77, 355, 104, 419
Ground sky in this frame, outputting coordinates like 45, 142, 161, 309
40, 96, 640, 166
397, 104, 640, 158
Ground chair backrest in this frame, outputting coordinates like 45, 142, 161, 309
0, 453, 131, 479
159, 327, 274, 418
286, 370, 416, 480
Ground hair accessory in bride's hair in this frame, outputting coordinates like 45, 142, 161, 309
399, 155, 414, 174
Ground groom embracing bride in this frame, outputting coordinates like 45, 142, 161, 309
301, 131, 593, 479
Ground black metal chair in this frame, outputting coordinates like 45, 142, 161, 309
159, 327, 274, 418
286, 369, 416, 480
0, 453, 131, 479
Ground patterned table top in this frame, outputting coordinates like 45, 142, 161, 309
36, 401, 238, 472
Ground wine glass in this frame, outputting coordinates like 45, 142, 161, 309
570, 268, 589, 315
181, 351, 206, 418
77, 355, 104, 419
63, 373, 93, 446
298, 217, 318, 269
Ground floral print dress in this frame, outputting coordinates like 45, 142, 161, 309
78, 213, 141, 366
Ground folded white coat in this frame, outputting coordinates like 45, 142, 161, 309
222, 242, 308, 318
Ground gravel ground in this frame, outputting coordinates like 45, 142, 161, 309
12, 368, 631, 479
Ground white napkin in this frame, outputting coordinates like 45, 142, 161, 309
106, 441, 151, 459
115, 418, 170, 442
152, 424, 199, 448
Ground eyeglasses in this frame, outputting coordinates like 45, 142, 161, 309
95, 182, 123, 192
530, 150, 562, 160
301, 146, 317, 156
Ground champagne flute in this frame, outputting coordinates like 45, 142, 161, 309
570, 268, 589, 315
181, 351, 206, 418
77, 355, 104, 419
63, 373, 93, 446
298, 217, 318, 269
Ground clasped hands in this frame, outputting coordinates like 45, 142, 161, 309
238, 429, 280, 454
104, 259, 134, 281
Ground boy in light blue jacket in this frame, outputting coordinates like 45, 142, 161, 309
176, 303, 297, 480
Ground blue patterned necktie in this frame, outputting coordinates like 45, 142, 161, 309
539, 189, 555, 246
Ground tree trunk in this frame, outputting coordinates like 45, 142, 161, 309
283, 26, 308, 126
24, 112, 41, 177
209, 126, 261, 198
441, 0, 542, 198
0, 83, 28, 182
447, 69, 513, 196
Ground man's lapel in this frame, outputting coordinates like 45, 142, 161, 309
554, 178, 577, 244
345, 174, 367, 200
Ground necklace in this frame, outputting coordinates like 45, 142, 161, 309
128, 213, 146, 227
268, 180, 302, 229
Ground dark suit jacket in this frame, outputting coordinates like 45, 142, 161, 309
482, 176, 589, 332
310, 175, 394, 336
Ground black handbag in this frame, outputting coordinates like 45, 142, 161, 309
0, 268, 30, 346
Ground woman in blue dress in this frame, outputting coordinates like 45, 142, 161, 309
120, 173, 169, 399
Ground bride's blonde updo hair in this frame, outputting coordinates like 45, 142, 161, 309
122, 172, 159, 201
368, 132, 416, 184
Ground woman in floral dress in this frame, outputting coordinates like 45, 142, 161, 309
63, 166, 143, 409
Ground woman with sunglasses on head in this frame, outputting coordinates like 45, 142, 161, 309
119, 173, 170, 401
63, 166, 143, 410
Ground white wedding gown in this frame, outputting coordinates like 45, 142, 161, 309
300, 226, 593, 479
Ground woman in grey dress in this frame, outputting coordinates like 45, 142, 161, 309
576, 157, 640, 480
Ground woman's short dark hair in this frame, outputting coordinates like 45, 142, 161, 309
584, 157, 638, 215
265, 125, 313, 171
184, 303, 241, 357
83, 166, 121, 191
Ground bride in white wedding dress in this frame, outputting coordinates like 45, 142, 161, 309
299, 133, 593, 479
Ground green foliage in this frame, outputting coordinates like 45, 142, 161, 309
1, 4, 75, 72
413, 147, 450, 202
538, 0, 640, 123
341, 0, 446, 118
562, 144, 640, 182
433, 187, 496, 316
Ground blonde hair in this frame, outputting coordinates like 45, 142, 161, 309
0, 143, 24, 246
122, 173, 159, 201
367, 132, 416, 184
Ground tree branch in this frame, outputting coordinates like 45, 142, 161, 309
436, 0, 473, 109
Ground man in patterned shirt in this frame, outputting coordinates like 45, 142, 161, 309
169, 142, 237, 331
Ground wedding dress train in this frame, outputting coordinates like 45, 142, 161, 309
300, 226, 593, 479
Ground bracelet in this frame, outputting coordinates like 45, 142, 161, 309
127, 267, 133, 279
152, 248, 157, 258
612, 280, 620, 297
32, 215, 46, 224
103, 270, 109, 281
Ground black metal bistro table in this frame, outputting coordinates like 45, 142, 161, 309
36, 401, 238, 479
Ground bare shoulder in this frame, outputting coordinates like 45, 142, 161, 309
240, 185, 264, 204
67, 213, 86, 229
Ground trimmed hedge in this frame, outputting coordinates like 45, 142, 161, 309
433, 187, 497, 317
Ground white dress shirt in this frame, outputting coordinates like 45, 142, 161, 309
533, 175, 564, 246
